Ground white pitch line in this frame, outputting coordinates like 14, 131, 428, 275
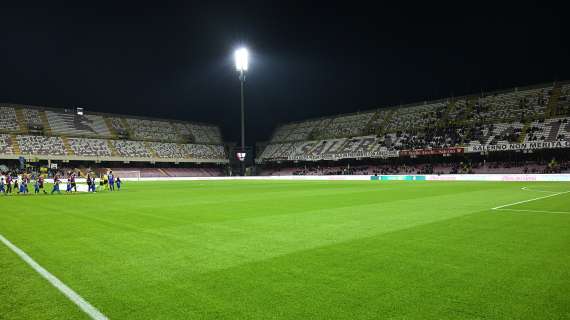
494, 208, 570, 214
491, 190, 570, 210
0, 234, 108, 320
521, 186, 560, 193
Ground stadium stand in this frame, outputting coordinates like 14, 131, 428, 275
68, 138, 112, 157
0, 134, 14, 154
147, 142, 185, 158
21, 108, 44, 130
259, 82, 570, 162
111, 140, 152, 158
46, 110, 112, 138
109, 117, 130, 136
0, 106, 19, 132
0, 104, 227, 164
188, 124, 223, 144
126, 118, 181, 142
17, 135, 67, 155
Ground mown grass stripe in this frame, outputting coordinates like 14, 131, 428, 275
0, 234, 108, 320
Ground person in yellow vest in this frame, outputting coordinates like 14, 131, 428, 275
103, 174, 109, 191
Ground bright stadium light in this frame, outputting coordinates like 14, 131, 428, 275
234, 47, 249, 72
234, 46, 249, 176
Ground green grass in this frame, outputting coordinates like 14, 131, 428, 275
1, 180, 569, 319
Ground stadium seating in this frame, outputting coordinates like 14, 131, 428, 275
0, 106, 19, 132
46, 111, 112, 138
188, 124, 223, 144
126, 118, 181, 142
0, 134, 14, 154
112, 140, 152, 158
148, 142, 185, 158
385, 101, 446, 131
0, 103, 227, 162
311, 112, 375, 139
17, 135, 66, 155
524, 117, 570, 142
260, 82, 570, 161
180, 144, 226, 160
68, 138, 112, 157
109, 117, 130, 136
21, 108, 44, 130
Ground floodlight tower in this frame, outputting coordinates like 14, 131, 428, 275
235, 47, 248, 175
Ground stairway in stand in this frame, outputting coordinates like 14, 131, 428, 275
363, 110, 381, 135
10, 134, 21, 155
121, 118, 133, 138
104, 117, 119, 138
145, 141, 158, 158
375, 110, 395, 136
158, 168, 170, 177
14, 108, 27, 134
39, 111, 52, 135
107, 140, 119, 156
61, 137, 74, 155
545, 84, 561, 117
519, 121, 530, 143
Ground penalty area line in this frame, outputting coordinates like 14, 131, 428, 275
493, 208, 570, 214
521, 186, 560, 193
491, 190, 570, 211
0, 234, 108, 320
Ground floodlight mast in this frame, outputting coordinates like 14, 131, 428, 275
235, 47, 248, 175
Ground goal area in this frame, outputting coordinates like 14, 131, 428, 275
112, 170, 141, 181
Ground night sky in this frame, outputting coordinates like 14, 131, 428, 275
1, 2, 568, 144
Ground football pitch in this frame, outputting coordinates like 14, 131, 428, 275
1, 180, 569, 319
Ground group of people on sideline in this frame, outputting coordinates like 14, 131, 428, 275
0, 170, 122, 195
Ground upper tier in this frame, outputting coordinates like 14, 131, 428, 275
260, 81, 570, 161
0, 104, 223, 144
267, 81, 570, 144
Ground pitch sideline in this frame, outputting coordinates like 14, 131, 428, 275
0, 234, 108, 320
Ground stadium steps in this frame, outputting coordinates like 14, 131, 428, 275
363, 110, 381, 135
61, 137, 74, 155
158, 168, 170, 177
145, 141, 158, 157
10, 134, 21, 154
107, 140, 119, 156
376, 110, 395, 135
546, 84, 561, 117
519, 122, 530, 143
120, 118, 133, 138
104, 117, 119, 138
39, 111, 52, 135
14, 108, 27, 133
444, 99, 455, 121
309, 118, 333, 140
466, 96, 477, 115
268, 142, 295, 158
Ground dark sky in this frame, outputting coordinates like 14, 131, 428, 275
1, 2, 568, 144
